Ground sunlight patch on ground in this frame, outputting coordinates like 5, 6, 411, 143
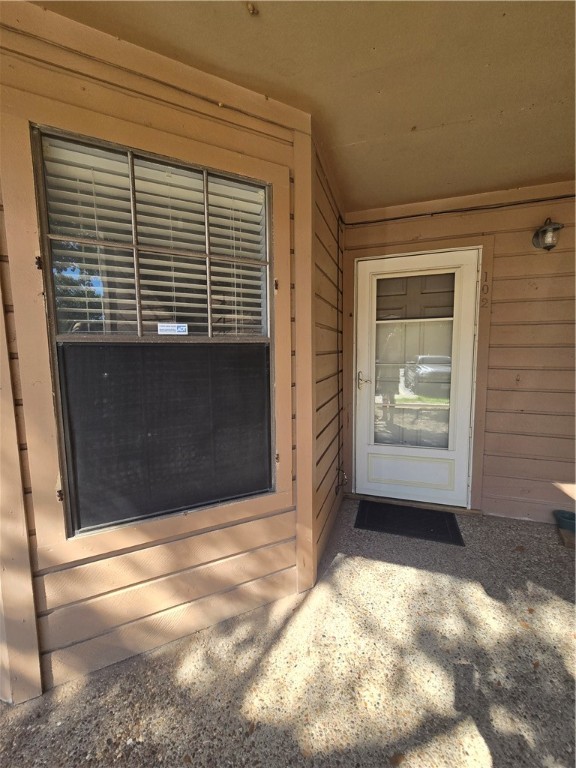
514, 586, 575, 669
172, 592, 302, 690
542, 756, 572, 768
238, 549, 573, 761
240, 555, 474, 751
406, 717, 493, 767
485, 581, 576, 678
489, 704, 536, 749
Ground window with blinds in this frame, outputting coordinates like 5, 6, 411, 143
34, 130, 273, 533
41, 134, 268, 337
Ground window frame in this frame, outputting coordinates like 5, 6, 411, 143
29, 123, 291, 544
34, 127, 273, 344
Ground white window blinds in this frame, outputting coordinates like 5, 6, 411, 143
41, 134, 268, 337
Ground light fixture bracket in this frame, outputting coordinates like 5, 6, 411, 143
532, 218, 564, 251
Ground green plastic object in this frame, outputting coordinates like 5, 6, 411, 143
554, 510, 575, 532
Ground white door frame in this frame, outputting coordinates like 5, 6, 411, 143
353, 248, 481, 508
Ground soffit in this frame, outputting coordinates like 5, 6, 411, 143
32, 1, 575, 213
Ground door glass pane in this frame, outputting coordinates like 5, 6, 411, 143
376, 272, 454, 320
374, 273, 454, 448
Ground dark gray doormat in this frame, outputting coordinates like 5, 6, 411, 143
354, 500, 465, 546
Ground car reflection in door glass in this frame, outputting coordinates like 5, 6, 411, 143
405, 355, 451, 396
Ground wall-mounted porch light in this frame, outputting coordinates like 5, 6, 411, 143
532, 218, 564, 251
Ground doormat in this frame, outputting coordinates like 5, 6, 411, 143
354, 500, 465, 546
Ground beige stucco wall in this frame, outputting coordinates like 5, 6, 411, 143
343, 184, 575, 522
0, 4, 320, 701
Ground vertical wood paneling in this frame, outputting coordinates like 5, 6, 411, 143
343, 188, 575, 523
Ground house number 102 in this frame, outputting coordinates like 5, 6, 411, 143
480, 271, 490, 309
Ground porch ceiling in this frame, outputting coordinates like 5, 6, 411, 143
35, 1, 575, 213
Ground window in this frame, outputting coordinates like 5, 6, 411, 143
34, 130, 273, 533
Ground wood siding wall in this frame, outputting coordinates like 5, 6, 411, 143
0, 4, 318, 699
0, 186, 42, 703
313, 150, 344, 565
343, 185, 575, 523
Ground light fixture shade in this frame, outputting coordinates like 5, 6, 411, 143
532, 218, 564, 251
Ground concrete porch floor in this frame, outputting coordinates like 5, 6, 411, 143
1, 500, 574, 767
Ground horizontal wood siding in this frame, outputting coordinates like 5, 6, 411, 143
484, 212, 575, 521
344, 186, 575, 523
37, 517, 296, 685
39, 541, 295, 651
0, 4, 312, 696
313, 149, 344, 559
42, 567, 296, 689
36, 512, 296, 611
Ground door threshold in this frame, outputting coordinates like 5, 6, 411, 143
345, 492, 482, 517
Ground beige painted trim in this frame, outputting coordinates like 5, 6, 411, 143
0, 267, 42, 704
345, 202, 575, 259
342, 248, 356, 502
343, 235, 495, 508
0, 3, 311, 135
344, 181, 576, 224
293, 131, 316, 591
470, 238, 494, 510
311, 126, 344, 217
0, 97, 294, 569
0, 69, 295, 185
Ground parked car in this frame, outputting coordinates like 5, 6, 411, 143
405, 355, 451, 395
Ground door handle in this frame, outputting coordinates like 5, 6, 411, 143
357, 370, 371, 389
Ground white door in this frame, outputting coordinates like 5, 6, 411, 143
355, 249, 479, 507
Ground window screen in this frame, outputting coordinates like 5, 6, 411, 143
36, 130, 273, 533
59, 343, 271, 530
